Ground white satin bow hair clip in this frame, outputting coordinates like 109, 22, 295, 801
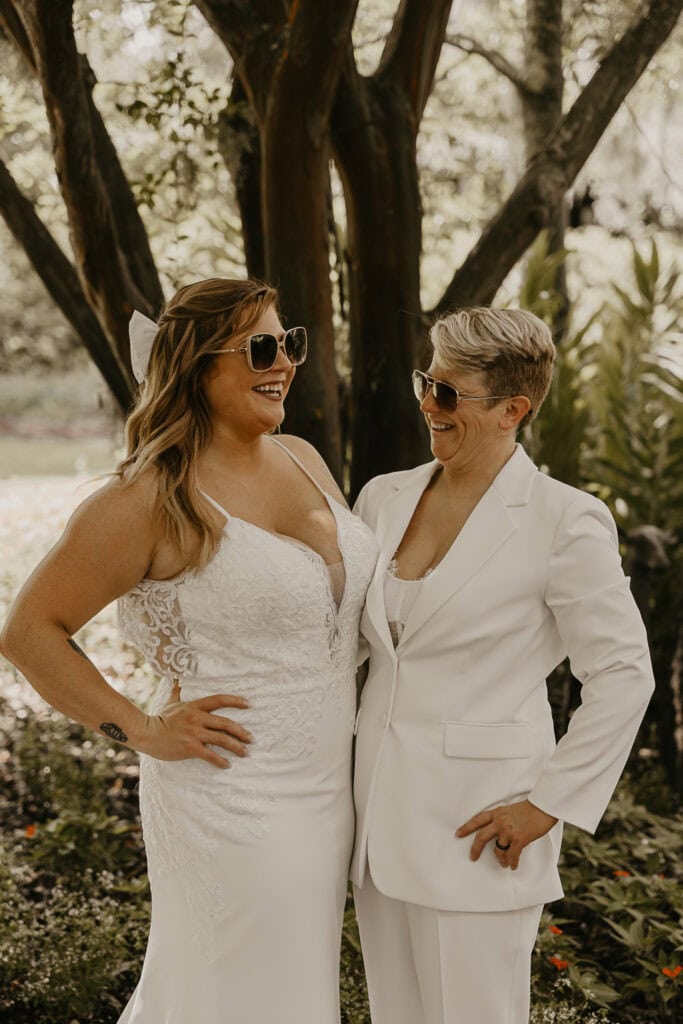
129, 310, 159, 383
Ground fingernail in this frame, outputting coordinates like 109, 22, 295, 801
245, 732, 253, 742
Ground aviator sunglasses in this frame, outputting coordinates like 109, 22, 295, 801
215, 326, 307, 373
412, 369, 512, 413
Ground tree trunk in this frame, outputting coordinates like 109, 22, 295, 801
261, 123, 342, 475
218, 73, 265, 281
522, 0, 568, 337
332, 0, 453, 495
333, 68, 429, 498
198, 0, 360, 479
0, 158, 133, 411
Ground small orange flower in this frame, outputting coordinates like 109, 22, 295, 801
25, 824, 37, 838
548, 925, 563, 935
613, 869, 631, 878
549, 956, 569, 970
662, 966, 682, 979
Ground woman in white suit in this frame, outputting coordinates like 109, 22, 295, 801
351, 307, 655, 1024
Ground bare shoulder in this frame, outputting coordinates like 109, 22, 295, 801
2, 468, 166, 638
275, 434, 348, 507
54, 467, 166, 590
65, 468, 159, 536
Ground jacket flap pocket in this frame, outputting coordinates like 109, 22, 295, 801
444, 721, 532, 759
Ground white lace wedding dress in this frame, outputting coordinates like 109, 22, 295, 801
115, 440, 378, 1023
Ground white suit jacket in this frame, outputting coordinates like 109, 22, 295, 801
350, 444, 655, 912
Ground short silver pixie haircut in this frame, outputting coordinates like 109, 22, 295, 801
429, 307, 556, 428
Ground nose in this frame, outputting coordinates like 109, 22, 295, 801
420, 389, 438, 415
274, 338, 293, 370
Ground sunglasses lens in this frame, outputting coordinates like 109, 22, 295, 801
434, 381, 458, 412
285, 327, 307, 365
412, 371, 428, 402
249, 334, 279, 371
412, 371, 458, 411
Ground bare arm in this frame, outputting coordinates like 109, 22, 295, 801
0, 475, 251, 768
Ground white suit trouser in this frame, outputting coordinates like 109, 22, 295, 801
354, 873, 543, 1024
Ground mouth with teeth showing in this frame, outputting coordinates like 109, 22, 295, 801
429, 419, 455, 432
252, 382, 285, 401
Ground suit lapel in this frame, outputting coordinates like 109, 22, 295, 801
363, 461, 439, 655
397, 485, 514, 646
397, 444, 538, 647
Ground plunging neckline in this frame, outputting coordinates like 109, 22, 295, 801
199, 437, 348, 614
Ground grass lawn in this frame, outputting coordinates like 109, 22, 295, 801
0, 436, 120, 477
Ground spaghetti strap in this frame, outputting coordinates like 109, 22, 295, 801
200, 437, 335, 528
200, 489, 231, 520
270, 436, 330, 501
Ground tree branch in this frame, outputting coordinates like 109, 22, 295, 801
2, 3, 163, 315
193, 0, 287, 119
0, 0, 34, 64
79, 53, 164, 313
380, 0, 454, 122
14, 0, 155, 363
445, 32, 532, 96
218, 71, 265, 278
283, 0, 359, 130
0, 158, 133, 410
432, 0, 683, 314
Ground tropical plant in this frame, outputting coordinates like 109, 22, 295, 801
522, 238, 683, 793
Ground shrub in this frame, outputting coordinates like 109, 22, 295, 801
534, 784, 683, 1023
2, 700, 681, 1024
0, 844, 149, 1024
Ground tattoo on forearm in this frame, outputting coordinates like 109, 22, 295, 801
67, 639, 128, 744
100, 722, 128, 743
67, 637, 92, 662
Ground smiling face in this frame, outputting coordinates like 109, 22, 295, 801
420, 359, 525, 472
202, 304, 296, 440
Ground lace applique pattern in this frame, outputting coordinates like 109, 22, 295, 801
117, 577, 197, 681
386, 557, 434, 581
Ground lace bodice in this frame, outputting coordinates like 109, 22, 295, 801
117, 439, 378, 862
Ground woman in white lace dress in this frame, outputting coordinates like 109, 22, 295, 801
0, 278, 378, 1023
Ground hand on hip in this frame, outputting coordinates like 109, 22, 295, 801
455, 799, 558, 870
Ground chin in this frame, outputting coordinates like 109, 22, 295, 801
260, 409, 286, 435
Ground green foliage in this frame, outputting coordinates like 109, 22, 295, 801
1, 703, 682, 1023
524, 235, 683, 529
0, 704, 149, 1023
533, 786, 683, 1023
521, 234, 598, 488
529, 1010, 614, 1024
0, 849, 150, 1024
522, 237, 683, 790
587, 240, 683, 532
341, 894, 370, 1024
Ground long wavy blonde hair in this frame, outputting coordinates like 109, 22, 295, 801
117, 277, 278, 573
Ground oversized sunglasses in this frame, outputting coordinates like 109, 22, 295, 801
216, 326, 307, 373
412, 369, 512, 413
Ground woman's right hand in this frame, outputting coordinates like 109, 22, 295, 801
137, 683, 252, 768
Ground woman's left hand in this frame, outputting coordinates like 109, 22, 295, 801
455, 800, 558, 870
